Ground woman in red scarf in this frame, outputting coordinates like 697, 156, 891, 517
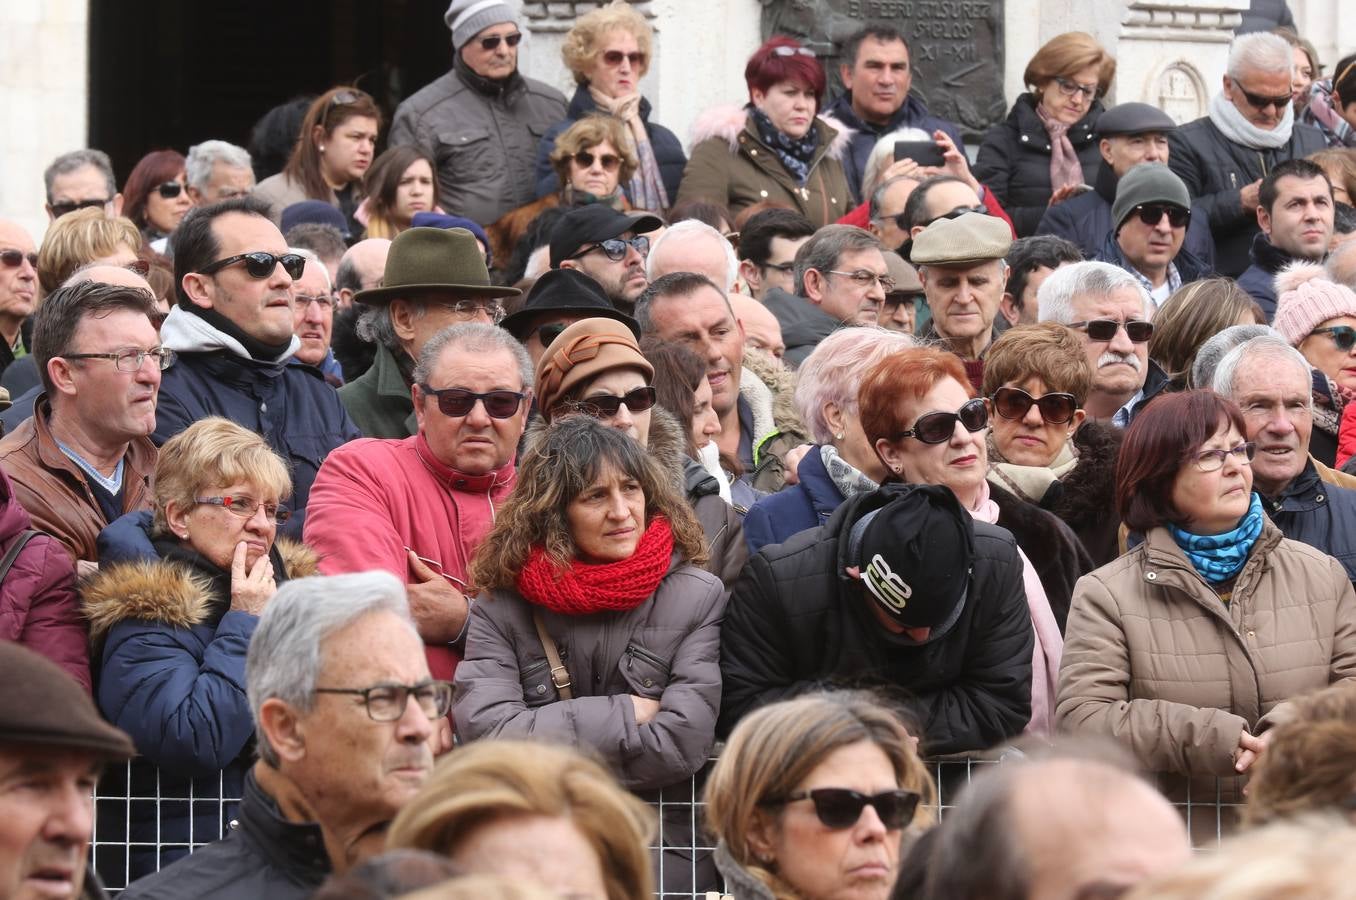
453, 415, 726, 892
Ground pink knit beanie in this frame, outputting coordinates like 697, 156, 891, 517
1271, 263, 1356, 346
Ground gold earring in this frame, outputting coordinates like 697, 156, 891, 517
835, 431, 845, 440
893, 465, 902, 474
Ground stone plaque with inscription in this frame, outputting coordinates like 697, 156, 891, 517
762, 0, 1007, 133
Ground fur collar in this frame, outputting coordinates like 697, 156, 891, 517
740, 349, 805, 443
82, 539, 319, 642
1052, 421, 1122, 529
688, 103, 853, 162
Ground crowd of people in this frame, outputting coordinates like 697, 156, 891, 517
5, 0, 1356, 898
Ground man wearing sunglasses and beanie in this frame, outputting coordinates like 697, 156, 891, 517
156, 197, 362, 535
1094, 163, 1209, 312
719, 482, 1034, 755
388, 0, 565, 227
1237, 159, 1335, 319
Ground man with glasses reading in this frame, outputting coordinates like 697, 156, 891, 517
121, 572, 438, 899
1038, 261, 1163, 426
1168, 31, 1325, 277
306, 324, 532, 706
1095, 163, 1209, 311
550, 205, 662, 315
157, 196, 361, 534
388, 0, 565, 226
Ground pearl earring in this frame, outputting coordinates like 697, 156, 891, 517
835, 431, 845, 441
319, 144, 326, 152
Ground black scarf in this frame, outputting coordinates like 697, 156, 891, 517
454, 51, 524, 100
179, 300, 294, 362
748, 106, 819, 185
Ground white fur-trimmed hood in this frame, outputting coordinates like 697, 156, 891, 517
687, 103, 853, 162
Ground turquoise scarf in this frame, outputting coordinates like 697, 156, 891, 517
1169, 493, 1264, 583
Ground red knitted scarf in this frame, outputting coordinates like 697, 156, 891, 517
516, 516, 674, 615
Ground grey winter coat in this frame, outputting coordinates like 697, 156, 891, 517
452, 554, 726, 792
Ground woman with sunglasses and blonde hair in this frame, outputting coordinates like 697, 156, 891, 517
706, 691, 934, 900
254, 86, 382, 232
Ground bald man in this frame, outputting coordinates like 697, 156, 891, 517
730, 294, 786, 367
334, 238, 391, 310
0, 219, 38, 377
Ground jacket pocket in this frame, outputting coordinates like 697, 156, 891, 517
436, 129, 496, 183
520, 658, 558, 707
621, 643, 671, 698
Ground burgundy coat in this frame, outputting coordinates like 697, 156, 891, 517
0, 467, 86, 689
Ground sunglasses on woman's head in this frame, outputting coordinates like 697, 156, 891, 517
772, 46, 816, 58
572, 150, 621, 172
992, 387, 1078, 425
1069, 319, 1154, 343
894, 397, 989, 444
1313, 325, 1356, 352
419, 386, 526, 419
479, 32, 523, 51
601, 50, 645, 67
1131, 203, 1189, 229
572, 386, 657, 418
156, 181, 186, 200
775, 788, 920, 830
0, 249, 37, 269
197, 251, 307, 280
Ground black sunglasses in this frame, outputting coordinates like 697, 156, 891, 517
1131, 203, 1190, 228
922, 204, 989, 228
156, 180, 186, 200
894, 397, 989, 444
0, 249, 37, 269
776, 788, 920, 830
992, 387, 1078, 425
1233, 80, 1292, 111
49, 198, 110, 217
480, 32, 523, 51
1069, 319, 1153, 343
568, 235, 649, 262
198, 252, 307, 280
572, 386, 657, 418
532, 322, 570, 347
1312, 325, 1356, 352
419, 386, 525, 419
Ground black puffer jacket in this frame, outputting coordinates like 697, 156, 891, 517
973, 93, 1105, 237
1263, 458, 1356, 585
990, 483, 1094, 634
1167, 116, 1325, 276
718, 485, 1034, 755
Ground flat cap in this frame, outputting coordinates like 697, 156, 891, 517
910, 213, 1012, 267
882, 250, 923, 294
0, 642, 135, 759
1097, 102, 1177, 137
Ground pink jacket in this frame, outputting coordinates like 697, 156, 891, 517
303, 434, 517, 681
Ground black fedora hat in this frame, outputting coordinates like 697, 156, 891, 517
354, 227, 520, 305
500, 268, 639, 339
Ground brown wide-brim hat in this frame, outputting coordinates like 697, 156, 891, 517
535, 318, 655, 420
0, 641, 135, 759
353, 226, 521, 305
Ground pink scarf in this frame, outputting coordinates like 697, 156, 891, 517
967, 480, 1063, 736
1035, 103, 1085, 193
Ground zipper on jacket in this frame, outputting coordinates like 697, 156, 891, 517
625, 643, 671, 673
522, 658, 549, 677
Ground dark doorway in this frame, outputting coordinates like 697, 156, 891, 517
88, 0, 451, 183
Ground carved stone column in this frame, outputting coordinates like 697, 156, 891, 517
1116, 0, 1250, 122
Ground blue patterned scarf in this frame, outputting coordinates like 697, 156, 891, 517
748, 106, 819, 185
1168, 493, 1264, 584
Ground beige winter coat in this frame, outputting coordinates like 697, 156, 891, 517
1056, 520, 1356, 805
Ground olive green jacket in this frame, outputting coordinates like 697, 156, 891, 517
337, 343, 416, 439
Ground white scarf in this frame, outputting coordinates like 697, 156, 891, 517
697, 441, 733, 504
1208, 90, 1294, 149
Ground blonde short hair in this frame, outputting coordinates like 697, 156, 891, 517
152, 417, 292, 536
36, 208, 143, 295
560, 0, 653, 84
549, 115, 638, 188
386, 741, 656, 900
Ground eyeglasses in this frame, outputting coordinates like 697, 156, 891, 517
295, 293, 334, 311
571, 150, 622, 172
825, 269, 897, 293
125, 259, 152, 277
601, 49, 646, 67
771, 788, 920, 830
419, 385, 526, 419
921, 205, 989, 228
49, 198, 110, 217
568, 235, 649, 262
1068, 319, 1154, 343
440, 299, 506, 324
772, 46, 816, 58
194, 494, 291, 524
0, 249, 37, 269
1231, 79, 1292, 111
63, 347, 176, 373
1312, 325, 1356, 352
1053, 76, 1098, 100
762, 261, 796, 275
992, 387, 1078, 425
531, 322, 570, 347
198, 251, 307, 280
314, 681, 453, 722
156, 181, 186, 200
571, 385, 657, 418
882, 293, 923, 312
479, 32, 523, 51
893, 397, 989, 444
1193, 441, 1256, 472
1131, 203, 1190, 228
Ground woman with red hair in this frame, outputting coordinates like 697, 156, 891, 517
122, 149, 193, 252
676, 36, 851, 226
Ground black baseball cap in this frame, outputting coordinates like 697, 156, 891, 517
548, 206, 665, 268
500, 268, 640, 339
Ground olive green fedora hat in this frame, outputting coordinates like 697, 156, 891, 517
353, 226, 521, 305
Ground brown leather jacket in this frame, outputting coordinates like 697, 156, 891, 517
0, 398, 156, 563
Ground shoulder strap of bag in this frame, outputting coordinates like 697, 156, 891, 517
0, 530, 38, 583
532, 609, 573, 700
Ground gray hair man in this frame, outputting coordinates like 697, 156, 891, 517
43, 149, 123, 221
121, 573, 436, 899
646, 218, 740, 292
868, 173, 923, 253
0, 218, 38, 376
1167, 31, 1326, 277
1039, 261, 1162, 425
1211, 334, 1356, 581
185, 141, 255, 205
290, 249, 337, 374
759, 225, 887, 368
913, 212, 1011, 373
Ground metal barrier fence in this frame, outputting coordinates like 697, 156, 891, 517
92, 756, 1244, 897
